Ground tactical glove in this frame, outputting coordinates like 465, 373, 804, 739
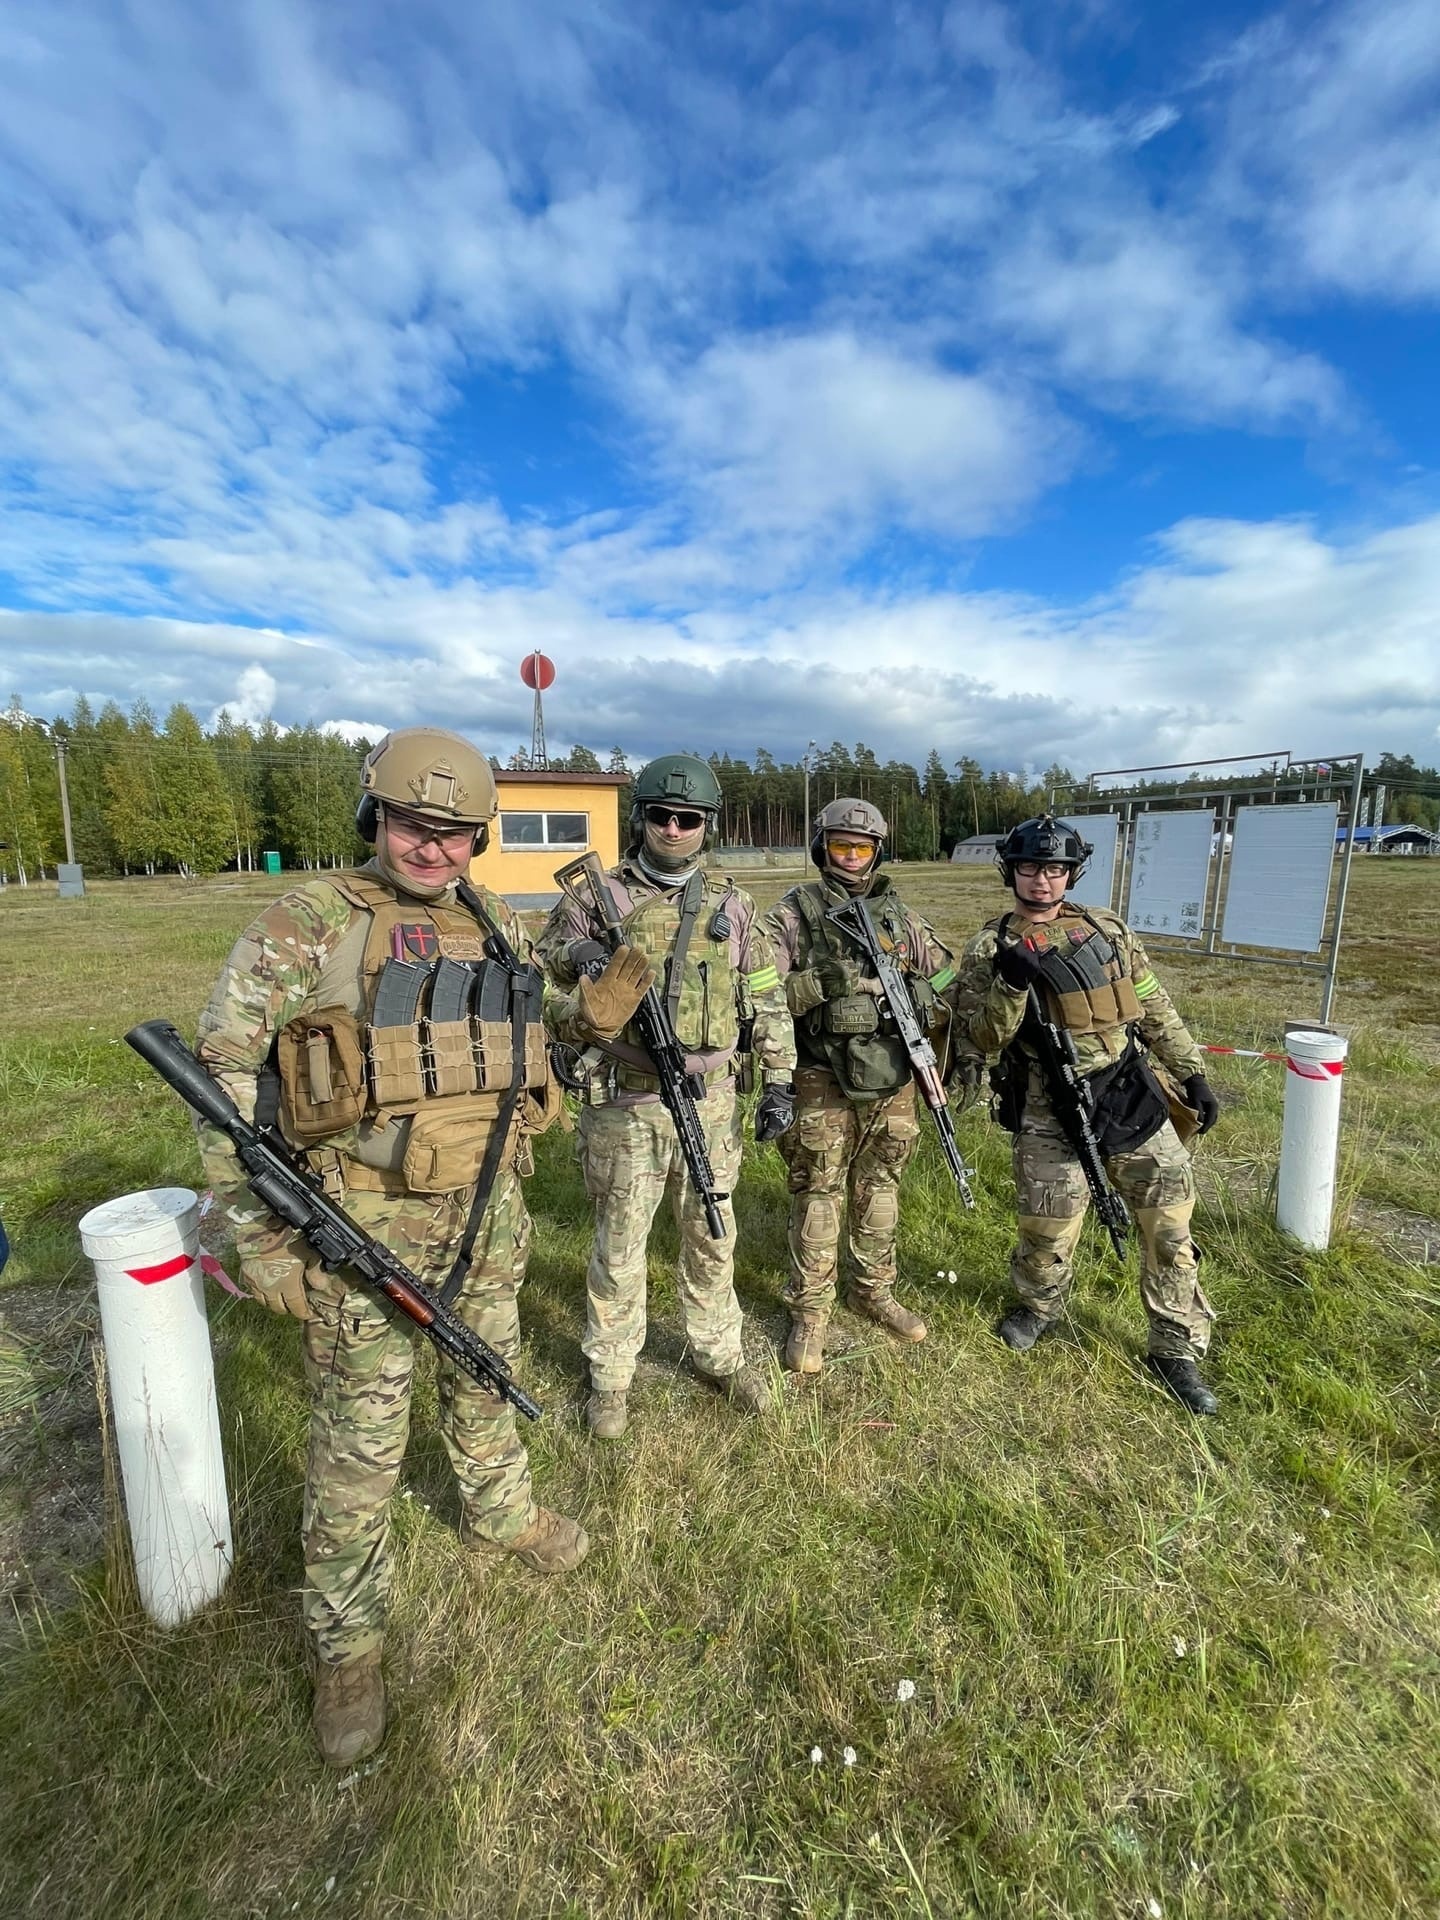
815, 954, 862, 999
754, 1080, 797, 1142
232, 1217, 315, 1320
995, 938, 1044, 992
1182, 1073, 1220, 1136
576, 944, 656, 1040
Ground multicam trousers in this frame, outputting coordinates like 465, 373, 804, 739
577, 1087, 746, 1390
777, 1068, 920, 1310
1010, 1104, 1213, 1359
299, 1168, 536, 1665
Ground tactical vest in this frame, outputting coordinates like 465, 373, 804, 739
792, 880, 915, 1096
608, 868, 743, 1058
273, 866, 549, 1194
995, 907, 1143, 1033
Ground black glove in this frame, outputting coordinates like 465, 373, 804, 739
754, 1081, 797, 1142
1182, 1073, 1220, 1136
995, 938, 1044, 992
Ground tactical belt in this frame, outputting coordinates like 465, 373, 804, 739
615, 1061, 734, 1096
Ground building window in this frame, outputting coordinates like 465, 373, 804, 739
499, 810, 589, 850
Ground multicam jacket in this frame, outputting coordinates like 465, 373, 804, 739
538, 858, 795, 1101
955, 902, 1204, 1083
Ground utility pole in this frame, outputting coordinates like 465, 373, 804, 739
55, 734, 85, 896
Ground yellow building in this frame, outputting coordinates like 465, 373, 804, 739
470, 769, 630, 906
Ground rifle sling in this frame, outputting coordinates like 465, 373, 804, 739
440, 882, 531, 1311
662, 870, 707, 1034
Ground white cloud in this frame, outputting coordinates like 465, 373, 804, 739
210, 664, 279, 731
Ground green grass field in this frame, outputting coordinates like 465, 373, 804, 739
2, 862, 1438, 1919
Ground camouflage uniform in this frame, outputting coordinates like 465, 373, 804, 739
197, 861, 544, 1667
540, 859, 795, 1390
955, 904, 1212, 1359
767, 874, 958, 1313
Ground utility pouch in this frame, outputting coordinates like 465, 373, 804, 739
368, 1023, 427, 1108
1149, 1061, 1201, 1147
401, 1100, 505, 1194
276, 1006, 367, 1144
989, 1050, 1027, 1135
426, 1019, 477, 1097
735, 1014, 756, 1097
1090, 1049, 1169, 1158
843, 1031, 911, 1096
824, 992, 880, 1036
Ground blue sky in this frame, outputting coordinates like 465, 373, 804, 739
2, 0, 1439, 775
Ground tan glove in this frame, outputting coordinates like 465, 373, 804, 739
231, 1216, 315, 1320
576, 945, 657, 1040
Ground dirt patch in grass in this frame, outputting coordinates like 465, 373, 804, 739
0, 1285, 106, 1635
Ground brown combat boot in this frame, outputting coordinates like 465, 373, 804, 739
695, 1363, 772, 1414
845, 1289, 927, 1343
587, 1389, 628, 1441
784, 1312, 828, 1374
311, 1651, 385, 1769
504, 1506, 590, 1573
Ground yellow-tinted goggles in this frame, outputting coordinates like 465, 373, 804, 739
826, 837, 877, 859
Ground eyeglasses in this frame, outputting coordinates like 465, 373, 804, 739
644, 805, 708, 831
1013, 860, 1073, 879
382, 806, 477, 850
826, 838, 877, 859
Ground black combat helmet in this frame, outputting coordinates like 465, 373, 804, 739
994, 814, 1093, 888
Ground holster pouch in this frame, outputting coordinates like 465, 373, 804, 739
401, 1099, 505, 1194
989, 1050, 1027, 1134
735, 1014, 756, 1096
276, 1006, 367, 1143
368, 1022, 427, 1108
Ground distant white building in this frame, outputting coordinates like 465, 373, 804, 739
950, 834, 1004, 865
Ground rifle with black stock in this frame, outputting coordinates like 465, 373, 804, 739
1022, 986, 1130, 1258
125, 1019, 542, 1420
824, 894, 977, 1210
553, 851, 728, 1240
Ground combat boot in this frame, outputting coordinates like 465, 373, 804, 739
845, 1289, 927, 1343
1145, 1355, 1219, 1416
997, 1305, 1054, 1351
784, 1312, 829, 1375
587, 1389, 629, 1441
504, 1507, 590, 1573
695, 1363, 772, 1414
311, 1651, 385, 1770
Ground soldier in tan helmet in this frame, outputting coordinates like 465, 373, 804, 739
196, 726, 593, 1770
764, 798, 960, 1373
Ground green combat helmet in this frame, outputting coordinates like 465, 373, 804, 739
356, 727, 499, 851
629, 753, 722, 849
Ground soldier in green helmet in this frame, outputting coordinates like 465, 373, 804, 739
539, 753, 797, 1439
764, 798, 959, 1372
196, 726, 588, 1770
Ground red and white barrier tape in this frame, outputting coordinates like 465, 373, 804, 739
1201, 1044, 1345, 1076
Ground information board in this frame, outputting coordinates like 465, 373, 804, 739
1221, 803, 1337, 952
1067, 813, 1119, 912
1124, 810, 1213, 940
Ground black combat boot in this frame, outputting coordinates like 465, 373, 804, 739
1145, 1354, 1219, 1416
997, 1305, 1054, 1351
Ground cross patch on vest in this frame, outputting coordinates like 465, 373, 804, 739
397, 922, 440, 960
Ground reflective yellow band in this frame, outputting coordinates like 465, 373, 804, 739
747, 965, 780, 994
928, 965, 956, 993
1134, 971, 1160, 1000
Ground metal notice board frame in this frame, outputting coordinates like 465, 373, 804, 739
1059, 751, 1364, 1023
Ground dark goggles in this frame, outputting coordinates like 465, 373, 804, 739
644, 804, 709, 831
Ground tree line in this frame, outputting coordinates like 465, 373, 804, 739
3, 695, 1437, 883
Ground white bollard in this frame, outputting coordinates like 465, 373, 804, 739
78, 1187, 233, 1625
1276, 1028, 1349, 1249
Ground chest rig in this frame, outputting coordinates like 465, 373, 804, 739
793, 880, 915, 1095
273, 868, 547, 1193
996, 907, 1143, 1033
609, 867, 742, 1058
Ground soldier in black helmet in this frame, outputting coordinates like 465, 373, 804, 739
954, 815, 1221, 1414
764, 798, 960, 1374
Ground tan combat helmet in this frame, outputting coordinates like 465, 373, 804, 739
811, 795, 888, 872
356, 727, 499, 849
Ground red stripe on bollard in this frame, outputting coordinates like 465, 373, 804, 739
124, 1251, 194, 1284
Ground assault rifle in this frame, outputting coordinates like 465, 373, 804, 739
553, 852, 727, 1240
824, 895, 976, 1210
125, 1019, 542, 1420
1023, 988, 1130, 1258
